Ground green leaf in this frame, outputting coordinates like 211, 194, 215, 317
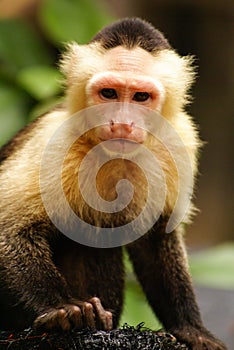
0, 19, 52, 75
0, 82, 30, 146
39, 0, 114, 45
120, 279, 161, 329
122, 251, 161, 329
16, 66, 63, 100
190, 243, 234, 289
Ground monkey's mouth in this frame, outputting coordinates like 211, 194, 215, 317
100, 138, 141, 155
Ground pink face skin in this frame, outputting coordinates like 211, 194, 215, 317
86, 47, 165, 153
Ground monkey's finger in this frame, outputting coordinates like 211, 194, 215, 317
64, 304, 83, 329
33, 312, 48, 328
82, 302, 96, 329
34, 309, 71, 330
103, 310, 113, 331
56, 309, 72, 330
89, 297, 113, 330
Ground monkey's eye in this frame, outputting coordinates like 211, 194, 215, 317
133, 92, 150, 102
100, 88, 117, 100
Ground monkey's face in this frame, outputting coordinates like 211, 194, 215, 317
62, 42, 195, 156
84, 46, 165, 154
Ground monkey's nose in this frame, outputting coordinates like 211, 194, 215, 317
110, 122, 133, 138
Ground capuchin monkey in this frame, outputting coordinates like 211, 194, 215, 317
0, 18, 226, 349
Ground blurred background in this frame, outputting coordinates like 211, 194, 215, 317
0, 0, 233, 347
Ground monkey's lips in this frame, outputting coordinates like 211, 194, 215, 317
100, 138, 141, 154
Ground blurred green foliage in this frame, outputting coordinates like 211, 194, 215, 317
38, 0, 111, 45
121, 243, 234, 329
190, 243, 234, 290
120, 252, 162, 329
0, 0, 113, 146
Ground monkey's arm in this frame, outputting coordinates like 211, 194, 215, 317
127, 226, 227, 350
0, 222, 112, 331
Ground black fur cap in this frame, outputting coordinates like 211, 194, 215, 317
90, 18, 171, 52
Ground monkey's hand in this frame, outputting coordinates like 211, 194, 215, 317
33, 297, 113, 331
170, 327, 227, 350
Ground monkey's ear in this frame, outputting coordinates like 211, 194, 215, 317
60, 43, 103, 86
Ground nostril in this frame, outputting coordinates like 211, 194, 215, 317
124, 122, 134, 133
110, 120, 116, 132
110, 122, 133, 134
